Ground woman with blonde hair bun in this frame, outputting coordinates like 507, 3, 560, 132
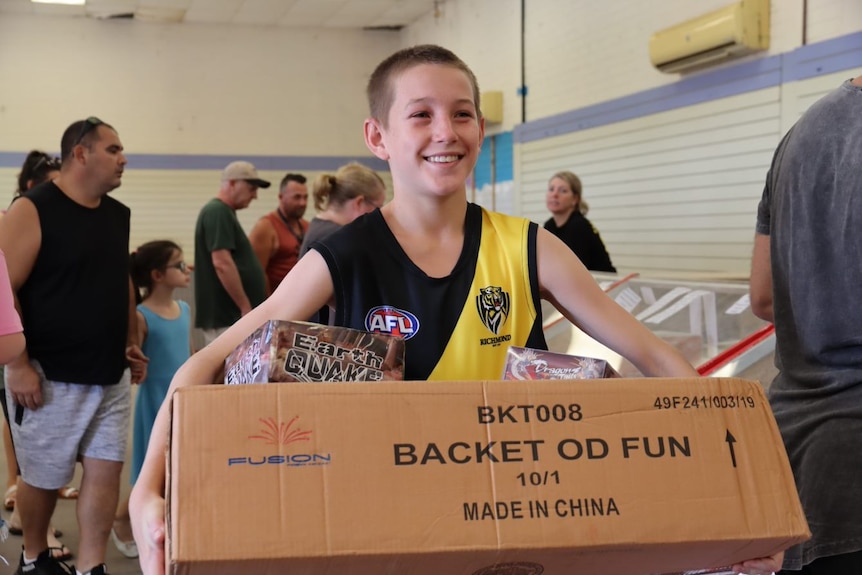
299, 162, 386, 258
299, 163, 386, 323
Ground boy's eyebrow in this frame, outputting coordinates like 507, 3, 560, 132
404, 97, 476, 108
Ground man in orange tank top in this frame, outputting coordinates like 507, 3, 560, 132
248, 173, 309, 294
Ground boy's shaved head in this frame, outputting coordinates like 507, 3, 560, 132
367, 44, 481, 127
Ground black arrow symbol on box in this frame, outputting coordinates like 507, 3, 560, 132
725, 430, 737, 468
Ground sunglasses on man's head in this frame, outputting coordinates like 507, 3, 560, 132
73, 116, 104, 146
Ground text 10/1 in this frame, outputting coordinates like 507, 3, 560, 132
516, 471, 561, 486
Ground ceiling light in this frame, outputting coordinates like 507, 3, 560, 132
31, 0, 86, 5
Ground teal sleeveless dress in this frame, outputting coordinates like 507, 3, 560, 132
131, 301, 191, 483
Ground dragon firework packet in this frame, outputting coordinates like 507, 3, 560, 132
501, 346, 620, 380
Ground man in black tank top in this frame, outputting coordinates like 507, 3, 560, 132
0, 118, 147, 575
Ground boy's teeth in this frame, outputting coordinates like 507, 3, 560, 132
427, 155, 458, 163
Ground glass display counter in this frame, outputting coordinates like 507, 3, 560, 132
542, 274, 776, 380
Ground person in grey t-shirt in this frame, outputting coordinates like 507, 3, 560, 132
750, 75, 862, 574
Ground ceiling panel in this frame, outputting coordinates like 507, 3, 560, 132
0, 0, 34, 14
183, 0, 242, 24
233, 0, 295, 26
0, 0, 438, 28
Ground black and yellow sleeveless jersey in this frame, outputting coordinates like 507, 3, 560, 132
312, 202, 547, 381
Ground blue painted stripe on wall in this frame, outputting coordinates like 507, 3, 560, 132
0, 152, 390, 172
784, 31, 862, 81
5, 36, 857, 172
514, 31, 861, 144
515, 56, 782, 143
475, 132, 514, 187
475, 140, 492, 187
495, 132, 513, 182
0, 152, 34, 169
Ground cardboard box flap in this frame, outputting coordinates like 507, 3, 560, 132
169, 378, 809, 575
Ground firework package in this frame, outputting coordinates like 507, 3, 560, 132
501, 346, 621, 380
224, 320, 405, 384
167, 378, 809, 575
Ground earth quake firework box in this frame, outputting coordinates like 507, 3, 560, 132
167, 378, 809, 575
502, 346, 621, 380
224, 320, 405, 384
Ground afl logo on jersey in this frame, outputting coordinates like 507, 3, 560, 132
476, 285, 510, 335
365, 306, 420, 340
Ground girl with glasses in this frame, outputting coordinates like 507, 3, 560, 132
111, 240, 193, 559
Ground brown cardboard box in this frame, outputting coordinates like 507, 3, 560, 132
501, 346, 620, 380
168, 378, 809, 575
224, 320, 405, 384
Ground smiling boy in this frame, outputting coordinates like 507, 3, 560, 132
130, 45, 778, 575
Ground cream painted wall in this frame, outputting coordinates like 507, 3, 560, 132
806, 0, 862, 43
402, 0, 860, 128
0, 12, 398, 255
2, 2, 857, 164
522, 0, 806, 120
0, 13, 399, 155
517, 87, 783, 275
402, 0, 860, 277
402, 0, 522, 134
0, 2, 858, 277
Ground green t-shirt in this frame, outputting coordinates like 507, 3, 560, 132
194, 199, 266, 329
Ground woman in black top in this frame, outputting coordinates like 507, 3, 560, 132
543, 170, 616, 273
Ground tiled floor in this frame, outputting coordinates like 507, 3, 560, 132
0, 388, 143, 575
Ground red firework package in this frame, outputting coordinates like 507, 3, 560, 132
501, 346, 620, 380
224, 320, 405, 384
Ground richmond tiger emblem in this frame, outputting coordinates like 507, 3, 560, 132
476, 286, 510, 335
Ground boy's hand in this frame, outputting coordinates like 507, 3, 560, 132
130, 487, 166, 575
731, 550, 784, 574
126, 344, 149, 384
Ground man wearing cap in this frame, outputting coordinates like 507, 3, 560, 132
248, 173, 309, 294
194, 161, 269, 345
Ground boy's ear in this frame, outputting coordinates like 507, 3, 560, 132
364, 118, 390, 161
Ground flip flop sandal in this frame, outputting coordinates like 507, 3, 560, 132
4, 485, 16, 510
57, 486, 79, 499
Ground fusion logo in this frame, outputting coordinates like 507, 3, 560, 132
248, 416, 311, 445
227, 416, 332, 468
365, 306, 419, 340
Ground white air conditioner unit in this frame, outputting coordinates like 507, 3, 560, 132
649, 0, 770, 74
